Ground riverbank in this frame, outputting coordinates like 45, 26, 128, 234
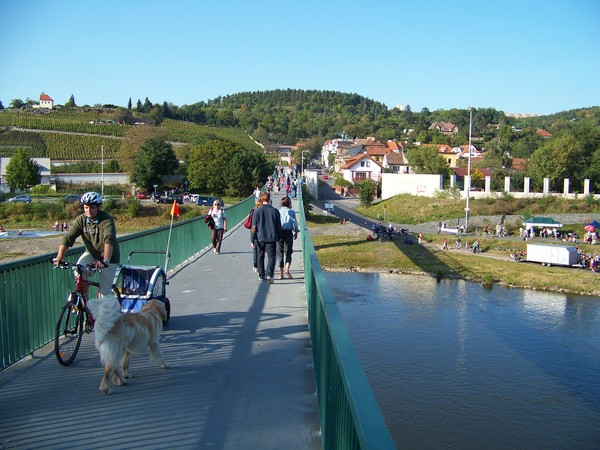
308, 219, 600, 297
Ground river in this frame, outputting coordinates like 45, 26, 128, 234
325, 272, 600, 449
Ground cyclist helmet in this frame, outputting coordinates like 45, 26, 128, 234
80, 191, 103, 205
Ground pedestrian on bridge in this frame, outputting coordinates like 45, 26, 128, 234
277, 196, 299, 279
252, 192, 282, 284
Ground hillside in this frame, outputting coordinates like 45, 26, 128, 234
0, 110, 261, 161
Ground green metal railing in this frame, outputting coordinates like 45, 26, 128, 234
298, 194, 395, 449
0, 196, 255, 370
1, 192, 394, 449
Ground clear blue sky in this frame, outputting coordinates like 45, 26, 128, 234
1, 0, 598, 115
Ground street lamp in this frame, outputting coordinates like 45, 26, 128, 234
465, 108, 473, 233
301, 150, 310, 173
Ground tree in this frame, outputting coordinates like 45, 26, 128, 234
527, 134, 584, 191
65, 95, 76, 107
129, 139, 179, 191
136, 99, 143, 112
5, 148, 40, 191
0, 100, 4, 110
127, 97, 132, 110
406, 147, 452, 178
186, 140, 241, 194
186, 139, 271, 196
10, 98, 24, 109
358, 179, 378, 207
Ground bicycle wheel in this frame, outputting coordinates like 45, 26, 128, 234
54, 294, 84, 366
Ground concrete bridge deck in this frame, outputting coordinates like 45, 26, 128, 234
0, 193, 321, 449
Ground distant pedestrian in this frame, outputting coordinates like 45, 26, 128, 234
208, 200, 227, 254
443, 238, 448, 250
418, 232, 423, 244
252, 192, 282, 284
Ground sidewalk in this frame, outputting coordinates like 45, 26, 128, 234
0, 193, 321, 450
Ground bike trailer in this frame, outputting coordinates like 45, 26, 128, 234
115, 251, 171, 324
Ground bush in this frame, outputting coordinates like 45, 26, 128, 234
124, 196, 141, 218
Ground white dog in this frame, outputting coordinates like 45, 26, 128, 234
89, 295, 168, 394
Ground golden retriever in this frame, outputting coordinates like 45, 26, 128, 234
89, 296, 168, 394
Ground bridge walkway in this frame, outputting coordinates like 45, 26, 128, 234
0, 193, 321, 450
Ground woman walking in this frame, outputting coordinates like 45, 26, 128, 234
250, 200, 262, 271
277, 196, 299, 279
208, 200, 227, 254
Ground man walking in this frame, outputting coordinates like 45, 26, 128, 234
251, 192, 282, 284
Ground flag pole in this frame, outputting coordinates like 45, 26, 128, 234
165, 200, 179, 270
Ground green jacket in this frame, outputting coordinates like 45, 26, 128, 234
61, 210, 120, 263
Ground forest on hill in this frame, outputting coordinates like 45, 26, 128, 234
1, 89, 599, 191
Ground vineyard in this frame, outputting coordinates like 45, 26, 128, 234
0, 129, 46, 157
0, 110, 127, 137
0, 110, 260, 161
0, 129, 120, 160
161, 119, 260, 150
43, 133, 120, 160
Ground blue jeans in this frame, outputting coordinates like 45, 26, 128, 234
257, 241, 277, 278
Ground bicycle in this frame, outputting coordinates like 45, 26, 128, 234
50, 258, 120, 366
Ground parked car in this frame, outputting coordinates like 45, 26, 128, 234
8, 195, 32, 203
136, 192, 147, 199
151, 192, 161, 203
195, 196, 223, 207
158, 194, 184, 204
64, 194, 81, 203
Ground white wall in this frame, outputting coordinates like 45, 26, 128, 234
381, 173, 444, 199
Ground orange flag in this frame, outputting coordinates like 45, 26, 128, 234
170, 200, 180, 217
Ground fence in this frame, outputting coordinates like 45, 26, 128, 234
299, 195, 395, 449
1, 192, 395, 449
0, 196, 255, 370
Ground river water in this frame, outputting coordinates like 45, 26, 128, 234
325, 272, 600, 449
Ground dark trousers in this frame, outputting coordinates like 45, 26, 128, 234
277, 230, 294, 268
211, 228, 224, 252
257, 241, 277, 278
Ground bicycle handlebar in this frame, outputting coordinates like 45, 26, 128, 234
49, 257, 106, 272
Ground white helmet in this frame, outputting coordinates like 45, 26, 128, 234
80, 191, 103, 205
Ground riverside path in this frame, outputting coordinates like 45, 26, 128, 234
0, 192, 322, 450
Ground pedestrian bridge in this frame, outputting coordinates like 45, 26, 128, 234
0, 192, 394, 449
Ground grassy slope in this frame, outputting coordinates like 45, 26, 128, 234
309, 196, 600, 296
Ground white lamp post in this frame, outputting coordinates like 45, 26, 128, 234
301, 150, 310, 173
465, 109, 473, 233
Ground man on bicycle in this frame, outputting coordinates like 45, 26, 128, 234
53, 191, 120, 296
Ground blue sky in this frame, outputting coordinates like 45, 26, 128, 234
1, 0, 598, 115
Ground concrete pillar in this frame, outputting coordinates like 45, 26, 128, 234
450, 174, 456, 189
504, 176, 511, 193
543, 178, 550, 194
563, 178, 570, 195
584, 179, 590, 195
464, 175, 471, 195
524, 177, 530, 194
485, 176, 491, 193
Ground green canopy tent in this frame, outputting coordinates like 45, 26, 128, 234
522, 216, 563, 228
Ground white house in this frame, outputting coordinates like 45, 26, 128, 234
0, 157, 52, 185
382, 151, 411, 174
340, 154, 381, 184
33, 93, 54, 110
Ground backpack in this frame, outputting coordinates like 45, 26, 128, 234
244, 209, 254, 229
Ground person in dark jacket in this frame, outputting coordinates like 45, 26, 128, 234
251, 192, 282, 284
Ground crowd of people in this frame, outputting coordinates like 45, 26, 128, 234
216, 169, 301, 285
